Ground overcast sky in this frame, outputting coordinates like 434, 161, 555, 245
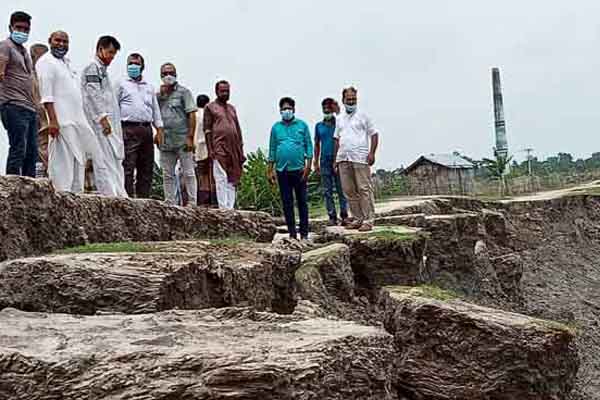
1, 0, 600, 173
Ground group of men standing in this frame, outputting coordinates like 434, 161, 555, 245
268, 86, 379, 238
1, 10, 381, 237
0, 11, 245, 209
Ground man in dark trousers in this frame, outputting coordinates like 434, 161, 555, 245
314, 97, 348, 226
117, 52, 164, 198
268, 97, 313, 241
0, 11, 38, 177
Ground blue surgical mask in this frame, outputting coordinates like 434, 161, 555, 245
127, 64, 142, 79
10, 31, 28, 45
281, 109, 294, 121
345, 104, 357, 114
324, 113, 334, 120
51, 47, 68, 59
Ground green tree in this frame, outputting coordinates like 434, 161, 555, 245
482, 155, 513, 196
150, 163, 164, 200
237, 149, 283, 216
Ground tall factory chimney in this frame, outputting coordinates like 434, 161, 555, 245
492, 68, 509, 159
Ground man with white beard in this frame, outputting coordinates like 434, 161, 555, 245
81, 35, 127, 197
36, 31, 91, 192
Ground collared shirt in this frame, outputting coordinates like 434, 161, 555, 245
81, 56, 124, 159
315, 119, 336, 163
0, 38, 35, 111
117, 77, 163, 127
334, 110, 378, 164
36, 53, 91, 164
269, 118, 313, 172
157, 83, 196, 151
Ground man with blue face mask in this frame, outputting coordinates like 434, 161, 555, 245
0, 11, 38, 177
268, 97, 313, 241
117, 53, 164, 198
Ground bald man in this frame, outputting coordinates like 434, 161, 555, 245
36, 31, 97, 192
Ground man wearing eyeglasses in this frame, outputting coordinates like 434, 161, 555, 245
156, 62, 198, 206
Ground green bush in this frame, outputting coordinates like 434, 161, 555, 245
237, 149, 283, 216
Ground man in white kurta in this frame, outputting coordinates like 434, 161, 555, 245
81, 35, 127, 197
36, 31, 91, 192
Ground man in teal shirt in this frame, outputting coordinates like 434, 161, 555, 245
268, 97, 313, 240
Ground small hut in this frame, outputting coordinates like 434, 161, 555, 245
404, 153, 475, 195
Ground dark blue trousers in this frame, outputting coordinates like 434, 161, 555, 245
0, 103, 38, 177
320, 159, 348, 222
277, 169, 309, 239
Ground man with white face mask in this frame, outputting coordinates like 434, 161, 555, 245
81, 35, 127, 197
156, 62, 198, 206
334, 86, 379, 232
36, 31, 95, 193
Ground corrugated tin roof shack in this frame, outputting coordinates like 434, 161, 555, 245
404, 154, 475, 195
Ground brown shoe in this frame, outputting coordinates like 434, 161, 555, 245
358, 222, 374, 232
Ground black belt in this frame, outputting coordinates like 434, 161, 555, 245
122, 121, 151, 128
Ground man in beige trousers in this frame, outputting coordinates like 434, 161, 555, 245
334, 86, 379, 232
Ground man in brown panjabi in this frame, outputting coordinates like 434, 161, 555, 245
203, 80, 245, 209
30, 43, 49, 177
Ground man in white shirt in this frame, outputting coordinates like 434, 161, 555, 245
81, 35, 127, 197
36, 31, 96, 192
193, 94, 216, 206
334, 86, 379, 232
118, 53, 163, 198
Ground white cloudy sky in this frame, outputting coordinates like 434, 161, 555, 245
1, 0, 599, 173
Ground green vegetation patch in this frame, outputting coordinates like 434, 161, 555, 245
56, 242, 155, 254
386, 285, 459, 302
349, 227, 419, 242
530, 319, 579, 336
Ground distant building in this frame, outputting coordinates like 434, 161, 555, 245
404, 153, 475, 195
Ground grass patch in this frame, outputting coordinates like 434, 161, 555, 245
309, 203, 328, 219
349, 228, 418, 242
56, 242, 154, 254
531, 319, 579, 335
386, 285, 459, 301
576, 187, 600, 197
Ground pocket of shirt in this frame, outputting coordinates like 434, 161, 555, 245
292, 128, 305, 144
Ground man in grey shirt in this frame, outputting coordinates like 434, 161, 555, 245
156, 62, 197, 206
0, 11, 37, 177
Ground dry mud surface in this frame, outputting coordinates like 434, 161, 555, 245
2, 176, 600, 398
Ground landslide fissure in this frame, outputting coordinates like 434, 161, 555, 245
386, 195, 600, 399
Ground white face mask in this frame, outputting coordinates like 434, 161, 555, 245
162, 75, 177, 86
